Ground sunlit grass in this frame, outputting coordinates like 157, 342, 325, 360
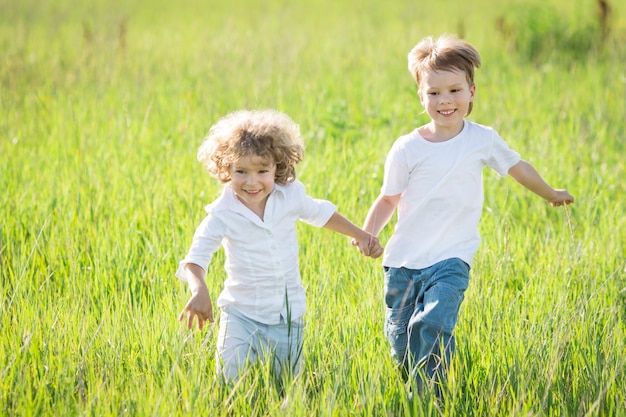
1, 0, 625, 415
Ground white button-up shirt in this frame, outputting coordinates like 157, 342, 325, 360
176, 180, 336, 325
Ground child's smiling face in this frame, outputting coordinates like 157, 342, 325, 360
418, 69, 475, 137
230, 155, 276, 217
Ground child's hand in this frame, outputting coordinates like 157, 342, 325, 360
178, 286, 214, 330
549, 190, 574, 207
368, 236, 384, 258
352, 235, 384, 259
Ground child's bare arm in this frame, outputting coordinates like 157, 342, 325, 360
363, 193, 401, 236
178, 263, 214, 329
508, 160, 574, 206
323, 212, 384, 258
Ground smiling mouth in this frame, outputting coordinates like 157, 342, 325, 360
244, 190, 262, 196
439, 109, 456, 115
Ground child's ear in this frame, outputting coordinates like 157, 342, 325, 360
469, 84, 476, 101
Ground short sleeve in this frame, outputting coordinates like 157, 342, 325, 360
381, 141, 409, 196
291, 181, 337, 228
486, 131, 521, 177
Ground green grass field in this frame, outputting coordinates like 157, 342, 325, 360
2, 0, 625, 415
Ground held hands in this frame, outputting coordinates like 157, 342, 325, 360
178, 285, 214, 330
352, 234, 384, 259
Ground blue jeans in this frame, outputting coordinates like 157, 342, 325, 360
384, 258, 470, 390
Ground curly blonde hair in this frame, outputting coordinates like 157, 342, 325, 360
197, 109, 304, 184
408, 34, 482, 116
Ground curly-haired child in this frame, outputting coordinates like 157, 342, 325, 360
176, 109, 383, 385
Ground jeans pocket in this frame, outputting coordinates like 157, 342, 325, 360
384, 267, 413, 310
385, 304, 413, 363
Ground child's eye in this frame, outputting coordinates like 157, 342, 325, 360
428, 92, 438, 96
234, 169, 246, 174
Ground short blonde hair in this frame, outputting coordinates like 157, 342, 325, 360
197, 109, 304, 184
408, 34, 482, 115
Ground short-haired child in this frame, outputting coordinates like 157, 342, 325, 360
361, 34, 574, 395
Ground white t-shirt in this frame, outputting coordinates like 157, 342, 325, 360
381, 121, 521, 269
176, 180, 336, 325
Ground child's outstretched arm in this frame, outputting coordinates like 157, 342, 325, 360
508, 160, 574, 206
350, 193, 400, 254
324, 212, 384, 258
178, 263, 214, 330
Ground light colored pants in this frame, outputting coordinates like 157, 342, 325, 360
216, 305, 304, 384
